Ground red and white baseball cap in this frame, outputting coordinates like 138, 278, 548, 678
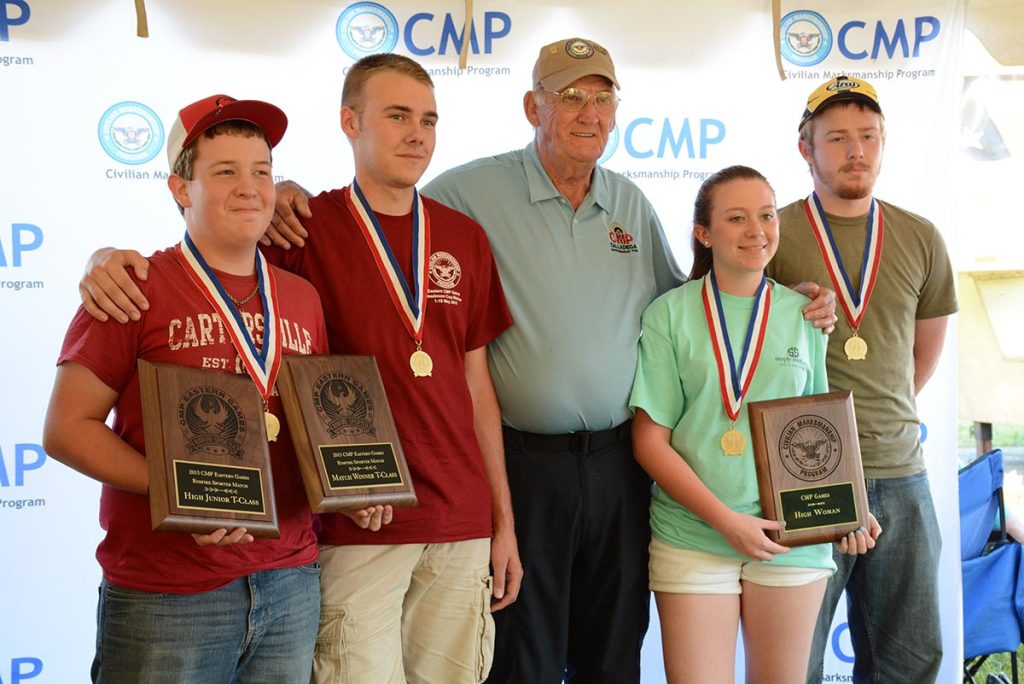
166, 94, 288, 171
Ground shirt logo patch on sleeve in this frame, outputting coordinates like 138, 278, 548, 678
608, 223, 638, 254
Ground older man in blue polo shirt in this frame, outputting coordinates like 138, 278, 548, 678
422, 38, 680, 683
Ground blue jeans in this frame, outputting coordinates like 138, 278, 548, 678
92, 563, 320, 684
806, 472, 943, 684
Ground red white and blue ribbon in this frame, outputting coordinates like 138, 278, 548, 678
345, 180, 430, 343
803, 192, 884, 331
175, 233, 281, 402
702, 271, 771, 421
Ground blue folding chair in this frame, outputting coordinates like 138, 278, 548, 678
961, 449, 1024, 683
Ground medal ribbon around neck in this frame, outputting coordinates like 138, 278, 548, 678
175, 233, 281, 402
803, 192, 884, 331
345, 180, 430, 343
701, 271, 771, 422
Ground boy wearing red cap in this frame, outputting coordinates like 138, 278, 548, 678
65, 57, 517, 684
43, 95, 328, 682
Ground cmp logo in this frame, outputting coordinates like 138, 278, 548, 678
597, 117, 725, 162
98, 101, 165, 165
337, 2, 399, 59
608, 224, 638, 254
0, 223, 42, 268
780, 10, 832, 66
2, 657, 43, 683
0, 443, 46, 487
0, 0, 30, 42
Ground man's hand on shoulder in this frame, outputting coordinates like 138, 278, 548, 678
80, 247, 151, 323
263, 180, 313, 249
791, 281, 837, 335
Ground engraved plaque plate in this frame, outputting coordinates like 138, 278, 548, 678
748, 391, 869, 547
277, 355, 418, 513
138, 360, 279, 538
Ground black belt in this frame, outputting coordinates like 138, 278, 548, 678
502, 421, 632, 455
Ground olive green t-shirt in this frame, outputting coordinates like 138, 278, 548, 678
766, 199, 958, 478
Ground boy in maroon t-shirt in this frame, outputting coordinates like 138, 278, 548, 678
43, 95, 329, 682
73, 56, 522, 684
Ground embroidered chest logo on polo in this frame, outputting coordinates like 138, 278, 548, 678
427, 251, 463, 305
608, 223, 638, 254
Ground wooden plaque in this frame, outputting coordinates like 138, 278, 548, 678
137, 360, 279, 538
748, 390, 869, 547
277, 355, 418, 513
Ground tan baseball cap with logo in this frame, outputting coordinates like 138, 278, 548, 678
532, 37, 620, 91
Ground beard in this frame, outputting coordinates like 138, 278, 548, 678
815, 160, 878, 201
834, 182, 872, 200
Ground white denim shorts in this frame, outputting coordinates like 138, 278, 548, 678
649, 538, 833, 594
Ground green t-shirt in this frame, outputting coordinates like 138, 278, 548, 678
766, 199, 958, 477
629, 277, 835, 570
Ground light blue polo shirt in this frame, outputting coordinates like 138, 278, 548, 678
423, 142, 683, 434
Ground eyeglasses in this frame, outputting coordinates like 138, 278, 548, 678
540, 87, 619, 112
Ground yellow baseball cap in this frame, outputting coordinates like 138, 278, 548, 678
799, 75, 881, 130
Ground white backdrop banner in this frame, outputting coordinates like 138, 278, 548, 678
0, 1, 962, 682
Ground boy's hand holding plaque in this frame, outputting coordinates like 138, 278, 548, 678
748, 390, 870, 547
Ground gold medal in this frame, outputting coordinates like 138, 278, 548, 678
265, 411, 280, 442
410, 349, 433, 377
844, 334, 868, 361
721, 428, 746, 456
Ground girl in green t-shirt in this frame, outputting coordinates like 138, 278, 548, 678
630, 166, 879, 683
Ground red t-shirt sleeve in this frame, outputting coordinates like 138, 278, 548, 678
57, 276, 147, 393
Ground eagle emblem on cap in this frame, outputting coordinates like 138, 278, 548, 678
565, 39, 595, 59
